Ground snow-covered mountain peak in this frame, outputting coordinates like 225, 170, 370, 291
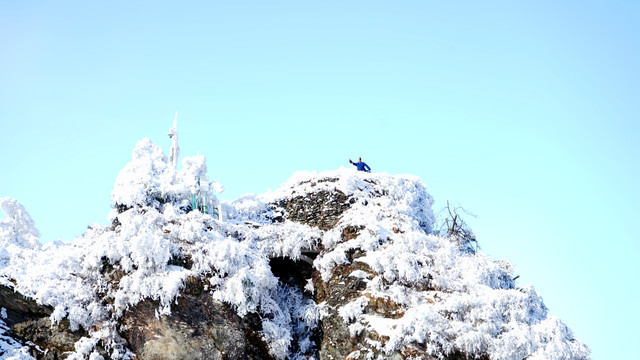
0, 138, 590, 360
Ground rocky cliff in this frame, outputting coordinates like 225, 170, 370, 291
0, 139, 590, 360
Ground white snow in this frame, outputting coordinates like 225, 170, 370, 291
0, 197, 42, 273
0, 317, 34, 360
110, 138, 222, 215
0, 138, 590, 359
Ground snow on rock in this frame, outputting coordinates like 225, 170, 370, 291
0, 139, 590, 359
0, 317, 34, 360
0, 198, 41, 274
0, 197, 41, 251
110, 138, 221, 214
110, 138, 171, 209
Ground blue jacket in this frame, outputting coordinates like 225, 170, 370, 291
350, 160, 371, 172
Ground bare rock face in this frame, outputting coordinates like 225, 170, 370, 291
311, 229, 409, 359
121, 277, 274, 360
271, 185, 351, 231
0, 284, 52, 327
12, 318, 86, 360
1, 284, 85, 360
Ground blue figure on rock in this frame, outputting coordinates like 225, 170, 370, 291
349, 157, 371, 173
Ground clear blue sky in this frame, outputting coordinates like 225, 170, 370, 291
1, 1, 638, 358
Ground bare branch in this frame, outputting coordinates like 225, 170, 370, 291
440, 201, 477, 254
